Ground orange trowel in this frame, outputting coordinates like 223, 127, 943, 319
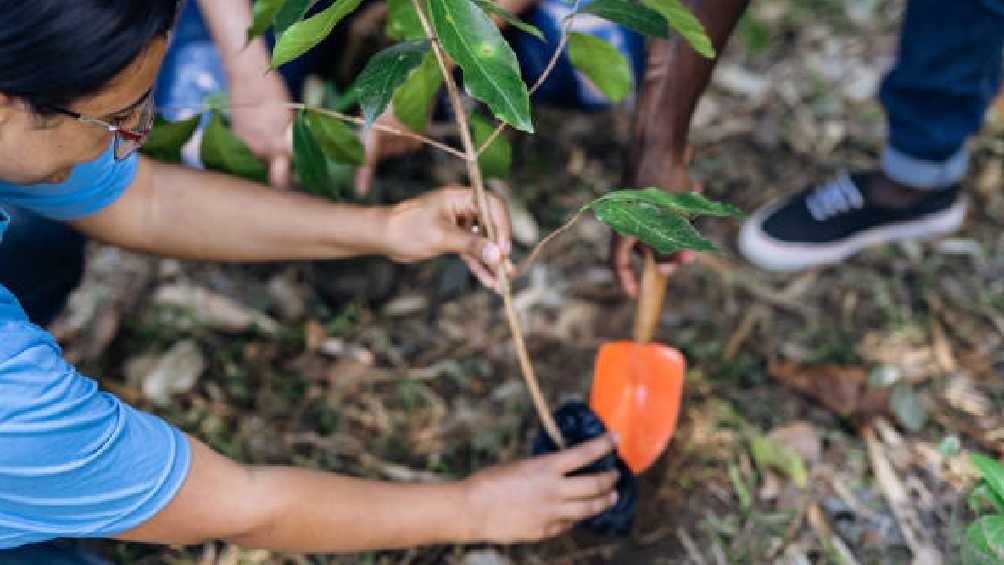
590, 251, 686, 474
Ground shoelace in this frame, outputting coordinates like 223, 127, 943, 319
805, 173, 865, 221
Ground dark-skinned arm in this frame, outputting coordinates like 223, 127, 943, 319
613, 0, 750, 296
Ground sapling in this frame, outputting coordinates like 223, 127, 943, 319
144, 0, 742, 449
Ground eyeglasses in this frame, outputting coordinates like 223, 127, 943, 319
43, 92, 156, 161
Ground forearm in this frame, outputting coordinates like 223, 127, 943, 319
118, 437, 472, 552
71, 158, 388, 262
198, 0, 270, 83
626, 0, 750, 188
233, 466, 471, 551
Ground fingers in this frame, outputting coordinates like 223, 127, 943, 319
613, 235, 639, 298
656, 250, 696, 276
484, 193, 512, 259
550, 434, 618, 474
559, 470, 619, 499
542, 520, 575, 539
269, 154, 292, 190
354, 128, 381, 197
558, 491, 619, 521
461, 253, 499, 291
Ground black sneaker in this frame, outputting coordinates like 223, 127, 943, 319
738, 172, 967, 271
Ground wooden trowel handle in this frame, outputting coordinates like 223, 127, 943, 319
633, 251, 670, 345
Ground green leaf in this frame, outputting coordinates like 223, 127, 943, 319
750, 435, 809, 489
590, 199, 715, 255
592, 189, 745, 218
274, 0, 317, 36
201, 113, 268, 184
293, 110, 333, 196
567, 33, 632, 103
392, 51, 443, 133
304, 111, 364, 165
728, 463, 753, 511
247, 0, 288, 42
386, 0, 426, 40
963, 516, 1004, 565
642, 0, 716, 58
470, 112, 510, 179
890, 385, 927, 432
471, 0, 545, 40
273, 0, 364, 68
972, 454, 1004, 503
429, 0, 533, 132
141, 115, 200, 163
355, 40, 431, 129
969, 483, 1004, 515
580, 0, 669, 38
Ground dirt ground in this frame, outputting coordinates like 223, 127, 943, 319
58, 0, 1003, 563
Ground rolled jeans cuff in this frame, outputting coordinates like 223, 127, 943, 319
880, 144, 969, 189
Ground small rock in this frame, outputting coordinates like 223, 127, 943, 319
154, 283, 279, 335
267, 271, 307, 321
713, 64, 769, 99
767, 421, 822, 465
383, 294, 428, 317
841, 63, 881, 102
319, 338, 375, 365
460, 550, 512, 565
140, 340, 206, 405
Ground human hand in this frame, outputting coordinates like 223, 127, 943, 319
384, 186, 513, 290
611, 165, 701, 297
228, 67, 296, 189
354, 108, 426, 197
461, 434, 620, 543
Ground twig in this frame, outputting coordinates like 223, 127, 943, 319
764, 497, 810, 561
410, 0, 563, 447
862, 423, 943, 565
512, 208, 585, 278
677, 527, 708, 565
476, 0, 584, 156
723, 304, 764, 360
156, 101, 467, 160
806, 502, 862, 565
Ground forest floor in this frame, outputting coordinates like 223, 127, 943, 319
66, 0, 1004, 562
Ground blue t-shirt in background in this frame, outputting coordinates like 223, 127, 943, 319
0, 144, 192, 549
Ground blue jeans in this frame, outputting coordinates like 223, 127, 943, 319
879, 0, 1004, 188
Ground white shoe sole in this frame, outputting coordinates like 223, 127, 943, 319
738, 196, 968, 272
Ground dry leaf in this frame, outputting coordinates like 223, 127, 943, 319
768, 359, 891, 423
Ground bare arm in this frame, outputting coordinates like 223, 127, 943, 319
69, 158, 512, 286
116, 434, 620, 551
197, 0, 295, 188
614, 0, 750, 295
626, 0, 750, 189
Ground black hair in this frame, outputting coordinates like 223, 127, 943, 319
0, 0, 180, 114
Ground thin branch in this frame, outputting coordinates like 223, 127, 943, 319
156, 101, 467, 160
512, 208, 585, 279
476, 0, 584, 156
410, 0, 564, 448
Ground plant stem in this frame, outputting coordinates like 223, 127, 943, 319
512, 209, 585, 279
156, 101, 467, 160
410, 0, 564, 448
291, 104, 466, 159
476, 0, 583, 156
